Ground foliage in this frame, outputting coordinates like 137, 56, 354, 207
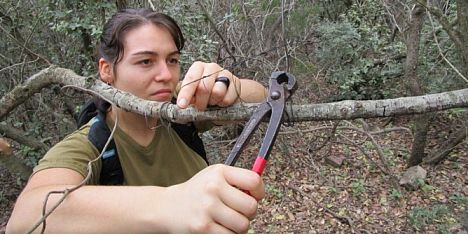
417, 2, 465, 93
0, 0, 466, 231
416, 178, 434, 193
350, 179, 366, 197
155, 1, 218, 69
388, 188, 402, 201
315, 0, 405, 100
449, 193, 468, 205
408, 204, 454, 231
266, 184, 284, 199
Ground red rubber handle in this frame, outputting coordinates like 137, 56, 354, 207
251, 156, 267, 176
243, 156, 267, 195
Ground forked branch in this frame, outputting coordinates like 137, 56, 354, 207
1, 66, 468, 124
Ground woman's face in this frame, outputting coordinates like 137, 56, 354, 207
111, 23, 180, 102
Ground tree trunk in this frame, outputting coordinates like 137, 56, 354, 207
424, 0, 468, 163
424, 120, 467, 164
457, 0, 468, 77
404, 4, 431, 167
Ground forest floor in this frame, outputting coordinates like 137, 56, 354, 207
207, 115, 468, 233
0, 117, 468, 233
0, 112, 467, 233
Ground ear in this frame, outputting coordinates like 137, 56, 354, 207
98, 58, 114, 84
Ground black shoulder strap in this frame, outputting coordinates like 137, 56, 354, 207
78, 99, 208, 185
88, 112, 124, 185
171, 122, 208, 164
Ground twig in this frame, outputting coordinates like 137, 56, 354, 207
147, 0, 155, 11
280, 0, 290, 71
195, 0, 236, 62
0, 58, 40, 73
312, 121, 341, 153
26, 110, 119, 234
427, 10, 468, 83
414, 0, 462, 49
286, 184, 356, 233
0, 24, 51, 65
351, 120, 401, 193
335, 133, 388, 175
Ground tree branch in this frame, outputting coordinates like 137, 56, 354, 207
0, 123, 48, 152
1, 66, 468, 125
414, 0, 463, 50
195, 0, 236, 62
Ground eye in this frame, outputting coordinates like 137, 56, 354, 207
138, 59, 152, 66
168, 58, 179, 65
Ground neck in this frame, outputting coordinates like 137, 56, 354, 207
107, 106, 157, 146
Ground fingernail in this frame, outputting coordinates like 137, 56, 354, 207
178, 98, 187, 108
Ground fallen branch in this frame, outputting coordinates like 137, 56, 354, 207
0, 123, 48, 152
1, 66, 468, 124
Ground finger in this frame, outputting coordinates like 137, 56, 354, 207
223, 166, 265, 201
220, 183, 259, 220
211, 203, 251, 234
195, 221, 235, 234
209, 80, 229, 106
178, 62, 204, 108
218, 77, 241, 107
194, 75, 215, 111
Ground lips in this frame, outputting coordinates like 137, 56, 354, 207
150, 88, 173, 101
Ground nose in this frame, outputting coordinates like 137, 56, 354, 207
154, 61, 173, 82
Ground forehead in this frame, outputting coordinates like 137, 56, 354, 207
122, 23, 177, 54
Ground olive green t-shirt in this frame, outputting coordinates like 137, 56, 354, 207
33, 120, 208, 186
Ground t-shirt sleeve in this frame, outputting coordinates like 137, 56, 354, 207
33, 128, 101, 184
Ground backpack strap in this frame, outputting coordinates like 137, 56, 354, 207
170, 122, 208, 164
88, 111, 123, 185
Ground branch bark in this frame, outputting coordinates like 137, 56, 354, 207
1, 66, 468, 125
0, 152, 32, 181
404, 3, 432, 167
414, 0, 463, 49
0, 123, 48, 152
424, 120, 467, 164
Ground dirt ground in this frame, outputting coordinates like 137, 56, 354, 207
1, 115, 467, 233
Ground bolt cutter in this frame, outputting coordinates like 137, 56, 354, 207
224, 71, 297, 176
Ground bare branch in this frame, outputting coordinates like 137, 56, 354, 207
427, 11, 468, 82
1, 66, 468, 125
195, 0, 236, 61
414, 0, 463, 49
0, 123, 48, 152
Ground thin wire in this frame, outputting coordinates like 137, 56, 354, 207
144, 111, 161, 131
180, 68, 225, 89
179, 68, 247, 105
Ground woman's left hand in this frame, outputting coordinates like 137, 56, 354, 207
177, 61, 241, 111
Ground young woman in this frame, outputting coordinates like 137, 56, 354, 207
7, 8, 266, 233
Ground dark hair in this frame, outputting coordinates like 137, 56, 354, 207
92, 8, 184, 112
97, 8, 185, 70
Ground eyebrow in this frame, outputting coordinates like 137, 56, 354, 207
131, 50, 180, 57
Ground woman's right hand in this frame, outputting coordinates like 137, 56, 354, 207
157, 164, 265, 233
